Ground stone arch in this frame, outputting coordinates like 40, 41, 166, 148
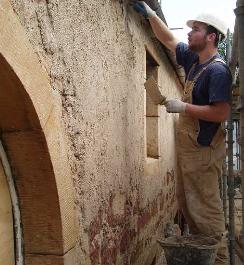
0, 1, 77, 264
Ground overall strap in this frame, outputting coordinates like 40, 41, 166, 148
187, 57, 226, 83
213, 58, 226, 64
186, 62, 197, 81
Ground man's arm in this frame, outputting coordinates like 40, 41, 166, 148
148, 16, 179, 53
185, 102, 230, 122
165, 99, 230, 122
131, 1, 179, 53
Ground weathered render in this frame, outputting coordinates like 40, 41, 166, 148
1, 0, 182, 264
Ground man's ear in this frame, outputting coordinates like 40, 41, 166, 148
207, 32, 217, 43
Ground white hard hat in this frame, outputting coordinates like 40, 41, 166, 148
186, 13, 227, 40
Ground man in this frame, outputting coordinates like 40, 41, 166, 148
131, 2, 232, 265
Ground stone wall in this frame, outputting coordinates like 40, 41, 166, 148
9, 0, 182, 264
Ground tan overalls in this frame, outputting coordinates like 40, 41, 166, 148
176, 58, 228, 265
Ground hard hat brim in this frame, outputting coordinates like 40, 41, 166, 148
186, 20, 195, 29
186, 19, 210, 29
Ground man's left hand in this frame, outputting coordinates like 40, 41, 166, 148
130, 1, 157, 18
165, 99, 187, 113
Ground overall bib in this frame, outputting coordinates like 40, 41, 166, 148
176, 58, 228, 265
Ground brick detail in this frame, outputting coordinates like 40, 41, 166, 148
88, 169, 176, 265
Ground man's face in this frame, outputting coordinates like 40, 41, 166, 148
188, 21, 208, 52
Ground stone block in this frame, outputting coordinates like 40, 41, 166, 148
2, 131, 64, 255
25, 245, 78, 265
144, 157, 159, 177
146, 117, 160, 158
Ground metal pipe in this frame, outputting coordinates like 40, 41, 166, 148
233, 121, 238, 170
222, 161, 228, 227
0, 141, 23, 265
229, 21, 239, 78
169, 27, 183, 30
235, 120, 240, 170
235, 0, 244, 245
224, 32, 231, 231
234, 121, 237, 170
237, 121, 240, 169
227, 28, 236, 265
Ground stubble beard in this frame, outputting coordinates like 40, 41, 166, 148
189, 36, 207, 53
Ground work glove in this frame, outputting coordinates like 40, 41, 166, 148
165, 99, 187, 113
130, 1, 157, 18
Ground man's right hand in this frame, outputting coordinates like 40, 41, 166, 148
131, 1, 157, 18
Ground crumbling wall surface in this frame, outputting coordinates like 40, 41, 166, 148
10, 0, 181, 264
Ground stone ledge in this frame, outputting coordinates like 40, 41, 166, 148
25, 245, 79, 265
144, 157, 160, 177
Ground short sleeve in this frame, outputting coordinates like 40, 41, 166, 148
208, 64, 232, 103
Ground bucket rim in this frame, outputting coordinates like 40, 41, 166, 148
157, 236, 220, 250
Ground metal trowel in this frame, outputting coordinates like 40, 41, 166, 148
144, 76, 167, 105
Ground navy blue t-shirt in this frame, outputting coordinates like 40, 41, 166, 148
176, 42, 232, 146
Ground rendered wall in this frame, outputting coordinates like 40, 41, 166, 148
9, 0, 182, 264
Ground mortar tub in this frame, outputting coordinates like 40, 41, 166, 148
157, 235, 219, 265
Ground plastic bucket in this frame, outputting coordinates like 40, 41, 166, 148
157, 235, 219, 265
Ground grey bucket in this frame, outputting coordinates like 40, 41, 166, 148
157, 235, 219, 265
